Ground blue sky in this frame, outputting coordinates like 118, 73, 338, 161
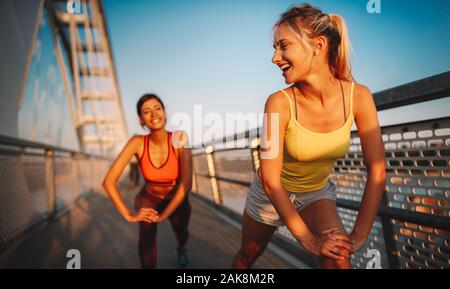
103, 0, 450, 141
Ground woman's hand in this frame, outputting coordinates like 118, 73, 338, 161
126, 208, 159, 223
153, 212, 169, 223
301, 228, 355, 260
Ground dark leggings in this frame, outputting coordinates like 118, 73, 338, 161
134, 191, 191, 269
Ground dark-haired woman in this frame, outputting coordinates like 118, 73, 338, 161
103, 94, 192, 269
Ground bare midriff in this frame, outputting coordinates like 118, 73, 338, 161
142, 181, 179, 199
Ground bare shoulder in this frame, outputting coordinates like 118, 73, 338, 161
353, 82, 374, 115
265, 89, 291, 112
126, 134, 145, 153
263, 89, 292, 130
130, 134, 145, 145
172, 130, 188, 139
171, 130, 190, 151
172, 130, 189, 142
354, 82, 372, 97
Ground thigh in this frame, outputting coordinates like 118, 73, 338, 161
240, 210, 277, 253
298, 199, 346, 235
135, 192, 161, 211
135, 194, 160, 236
299, 200, 351, 268
169, 195, 191, 227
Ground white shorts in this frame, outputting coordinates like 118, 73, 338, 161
245, 174, 337, 227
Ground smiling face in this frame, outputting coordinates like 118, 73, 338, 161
272, 23, 316, 85
139, 98, 166, 131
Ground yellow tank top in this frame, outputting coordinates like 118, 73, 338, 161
280, 82, 355, 193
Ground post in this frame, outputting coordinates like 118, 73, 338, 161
250, 137, 261, 174
205, 145, 222, 206
45, 149, 56, 218
72, 152, 81, 199
192, 173, 198, 193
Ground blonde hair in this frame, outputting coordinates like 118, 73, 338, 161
273, 3, 354, 81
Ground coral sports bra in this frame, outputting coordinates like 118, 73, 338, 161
139, 131, 179, 186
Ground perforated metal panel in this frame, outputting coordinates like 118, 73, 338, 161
0, 146, 112, 250
54, 154, 79, 210
214, 149, 254, 183
193, 175, 214, 201
337, 209, 388, 268
334, 117, 449, 268
393, 220, 449, 268
0, 153, 47, 248
192, 153, 213, 200
217, 179, 248, 215
192, 153, 209, 176
214, 148, 254, 213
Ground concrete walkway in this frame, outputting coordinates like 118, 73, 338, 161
0, 182, 303, 269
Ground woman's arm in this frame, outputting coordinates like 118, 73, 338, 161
156, 131, 193, 222
260, 92, 353, 260
102, 136, 157, 223
352, 84, 387, 251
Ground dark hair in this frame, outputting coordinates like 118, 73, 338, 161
136, 93, 165, 116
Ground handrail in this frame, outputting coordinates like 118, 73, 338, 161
0, 134, 110, 160
373, 71, 450, 111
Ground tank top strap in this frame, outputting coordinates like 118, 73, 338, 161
280, 89, 295, 123
349, 81, 355, 115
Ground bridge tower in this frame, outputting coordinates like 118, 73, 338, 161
45, 0, 128, 156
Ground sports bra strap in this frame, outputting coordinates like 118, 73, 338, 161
139, 135, 147, 161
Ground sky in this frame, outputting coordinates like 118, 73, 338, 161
102, 0, 450, 144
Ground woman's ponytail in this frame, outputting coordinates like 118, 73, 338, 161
329, 14, 353, 81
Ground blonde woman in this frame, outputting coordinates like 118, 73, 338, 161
233, 3, 386, 269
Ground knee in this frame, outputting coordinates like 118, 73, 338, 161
139, 224, 157, 241
238, 242, 264, 265
321, 257, 351, 269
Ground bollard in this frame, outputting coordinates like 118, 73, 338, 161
45, 149, 56, 218
205, 145, 222, 206
250, 137, 261, 174
192, 173, 198, 193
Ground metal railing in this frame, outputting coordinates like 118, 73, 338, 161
0, 134, 113, 250
191, 72, 450, 269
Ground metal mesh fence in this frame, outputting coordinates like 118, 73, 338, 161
0, 145, 112, 249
